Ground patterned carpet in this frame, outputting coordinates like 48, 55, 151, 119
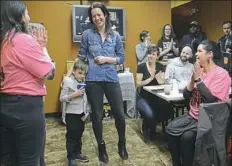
45, 118, 172, 166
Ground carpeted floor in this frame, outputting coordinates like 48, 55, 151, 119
45, 118, 172, 166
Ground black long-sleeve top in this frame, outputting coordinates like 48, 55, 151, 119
183, 82, 218, 103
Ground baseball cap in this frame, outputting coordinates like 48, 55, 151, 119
189, 21, 199, 27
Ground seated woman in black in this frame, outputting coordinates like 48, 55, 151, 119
136, 45, 173, 141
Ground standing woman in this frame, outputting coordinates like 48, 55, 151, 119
158, 24, 179, 61
135, 30, 151, 65
0, 1, 55, 166
166, 40, 231, 166
78, 2, 128, 164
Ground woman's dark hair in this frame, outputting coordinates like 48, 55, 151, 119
160, 24, 176, 40
88, 2, 111, 32
147, 44, 160, 55
139, 30, 149, 42
200, 40, 221, 60
0, 1, 27, 48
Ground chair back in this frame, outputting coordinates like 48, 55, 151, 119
194, 99, 231, 166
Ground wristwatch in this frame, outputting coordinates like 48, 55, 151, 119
194, 78, 201, 83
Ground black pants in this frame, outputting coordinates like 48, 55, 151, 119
0, 94, 45, 166
0, 127, 10, 164
66, 113, 85, 160
167, 130, 196, 166
86, 81, 126, 144
40, 133, 46, 166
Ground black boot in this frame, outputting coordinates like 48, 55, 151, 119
118, 141, 128, 160
141, 119, 150, 142
98, 141, 108, 163
149, 124, 157, 141
68, 159, 77, 166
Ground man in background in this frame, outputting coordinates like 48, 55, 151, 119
218, 21, 231, 53
222, 29, 232, 77
180, 21, 207, 63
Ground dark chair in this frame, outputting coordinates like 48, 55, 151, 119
194, 100, 231, 166
170, 99, 190, 118
226, 101, 232, 166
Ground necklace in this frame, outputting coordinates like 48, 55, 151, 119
146, 62, 156, 75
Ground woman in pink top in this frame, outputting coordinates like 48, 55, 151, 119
166, 40, 231, 166
0, 1, 55, 166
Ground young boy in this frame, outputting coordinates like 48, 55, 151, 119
60, 58, 89, 166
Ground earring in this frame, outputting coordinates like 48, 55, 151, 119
207, 58, 210, 64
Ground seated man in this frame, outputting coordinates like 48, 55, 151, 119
165, 44, 194, 91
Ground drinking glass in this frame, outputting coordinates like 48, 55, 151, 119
164, 84, 171, 95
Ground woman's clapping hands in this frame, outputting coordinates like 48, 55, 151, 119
32, 27, 48, 48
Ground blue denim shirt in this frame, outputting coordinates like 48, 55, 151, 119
78, 29, 125, 82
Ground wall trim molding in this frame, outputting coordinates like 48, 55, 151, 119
171, 0, 191, 8
45, 112, 62, 119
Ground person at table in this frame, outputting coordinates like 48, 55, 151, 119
165, 44, 194, 91
166, 40, 231, 166
136, 45, 174, 141
78, 2, 128, 164
158, 24, 179, 61
135, 30, 152, 65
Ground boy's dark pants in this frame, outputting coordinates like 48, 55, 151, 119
66, 113, 85, 160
